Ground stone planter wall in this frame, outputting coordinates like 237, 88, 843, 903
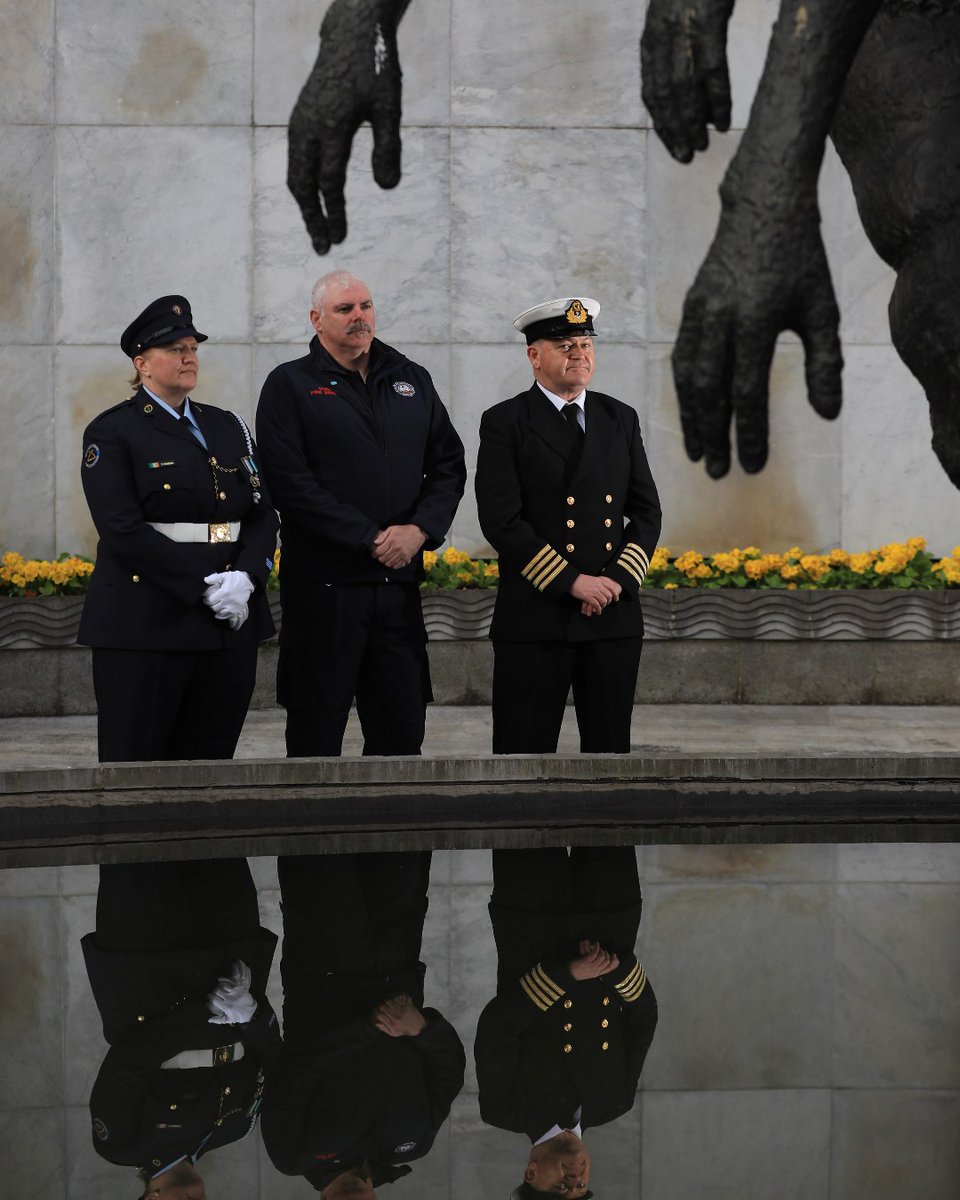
3, 591, 960, 715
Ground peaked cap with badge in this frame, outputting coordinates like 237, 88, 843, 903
513, 296, 600, 343
120, 295, 209, 358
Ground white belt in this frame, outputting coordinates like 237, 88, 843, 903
161, 1042, 245, 1070
149, 522, 240, 544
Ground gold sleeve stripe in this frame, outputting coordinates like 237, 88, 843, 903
616, 557, 646, 587
522, 545, 554, 578
620, 544, 649, 573
522, 545, 570, 591
520, 963, 566, 1010
615, 962, 647, 1002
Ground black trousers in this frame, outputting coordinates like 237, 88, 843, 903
490, 847, 642, 991
277, 852, 432, 1034
491, 637, 643, 753
91, 646, 258, 763
278, 582, 431, 757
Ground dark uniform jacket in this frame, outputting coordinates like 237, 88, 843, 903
255, 336, 466, 585
262, 1010, 465, 1190
475, 953, 657, 1139
82, 928, 282, 1173
476, 385, 661, 642
78, 389, 277, 650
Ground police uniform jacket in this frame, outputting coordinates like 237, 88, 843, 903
262, 1011, 465, 1190
474, 953, 657, 1139
82, 927, 281, 1172
476, 385, 661, 642
78, 389, 278, 651
255, 337, 466, 585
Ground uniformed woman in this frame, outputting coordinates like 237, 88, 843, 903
78, 296, 278, 761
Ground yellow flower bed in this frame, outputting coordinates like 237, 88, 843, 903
5, 539, 959, 596
0, 551, 94, 597
646, 538, 960, 589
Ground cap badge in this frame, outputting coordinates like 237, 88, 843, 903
565, 300, 588, 325
83, 443, 101, 469
393, 381, 416, 397
172, 304, 183, 316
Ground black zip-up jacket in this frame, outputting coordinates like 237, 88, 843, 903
255, 337, 466, 585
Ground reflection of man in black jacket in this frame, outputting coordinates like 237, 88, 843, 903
255, 272, 466, 757
262, 852, 465, 1194
82, 859, 281, 1190
475, 848, 657, 1196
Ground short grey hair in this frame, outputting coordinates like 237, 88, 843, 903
311, 271, 368, 315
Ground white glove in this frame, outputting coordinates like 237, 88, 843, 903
203, 571, 254, 630
206, 959, 257, 1025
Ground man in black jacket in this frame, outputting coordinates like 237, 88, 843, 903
475, 297, 661, 754
256, 272, 466, 756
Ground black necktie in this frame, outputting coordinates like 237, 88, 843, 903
562, 403, 583, 439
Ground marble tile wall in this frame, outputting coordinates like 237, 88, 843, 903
0, 0, 954, 563
1, 847, 959, 1199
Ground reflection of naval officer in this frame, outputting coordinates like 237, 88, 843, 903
262, 853, 465, 1196
78, 294, 278, 763
81, 860, 281, 1191
475, 297, 661, 753
475, 848, 657, 1195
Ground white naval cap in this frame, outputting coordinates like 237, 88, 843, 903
513, 297, 600, 344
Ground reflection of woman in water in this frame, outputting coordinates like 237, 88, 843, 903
81, 859, 281, 1194
262, 852, 465, 1194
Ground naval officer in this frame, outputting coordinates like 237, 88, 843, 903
78, 295, 278, 762
475, 296, 662, 753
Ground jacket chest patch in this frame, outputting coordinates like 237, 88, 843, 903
310, 387, 337, 396
392, 381, 416, 397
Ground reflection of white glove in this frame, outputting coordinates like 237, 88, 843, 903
203, 571, 254, 631
206, 959, 256, 1025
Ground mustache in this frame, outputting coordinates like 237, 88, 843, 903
347, 321, 372, 333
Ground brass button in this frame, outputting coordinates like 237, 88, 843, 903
604, 518, 612, 528
162, 482, 172, 490
566, 496, 575, 506
132, 575, 140, 583
215, 1119, 223, 1126
566, 519, 575, 529
563, 1044, 573, 1054
136, 1014, 145, 1022
601, 1041, 609, 1051
143, 404, 154, 414
605, 494, 613, 503
225, 563, 232, 570
602, 997, 610, 1007
169, 1104, 177, 1111
605, 542, 613, 551
563, 999, 573, 1010
153, 1159, 161, 1167
563, 1022, 572, 1032
209, 456, 218, 465
566, 543, 575, 552
223, 1087, 231, 1096
218, 490, 227, 500
601, 1018, 609, 1028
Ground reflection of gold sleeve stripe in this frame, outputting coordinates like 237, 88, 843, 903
520, 976, 551, 1011
536, 558, 568, 590
520, 964, 565, 1010
529, 553, 562, 587
522, 545, 554, 579
531, 964, 565, 1001
616, 963, 647, 1001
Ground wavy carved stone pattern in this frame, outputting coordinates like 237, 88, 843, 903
0, 597, 86, 648
2, 590, 959, 647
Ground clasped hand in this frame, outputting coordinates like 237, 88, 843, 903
206, 959, 257, 1025
373, 993, 427, 1037
568, 940, 620, 980
371, 523, 426, 569
570, 573, 622, 617
203, 570, 254, 630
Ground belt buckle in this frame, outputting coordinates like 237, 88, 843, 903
208, 522, 232, 544
214, 1044, 235, 1065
